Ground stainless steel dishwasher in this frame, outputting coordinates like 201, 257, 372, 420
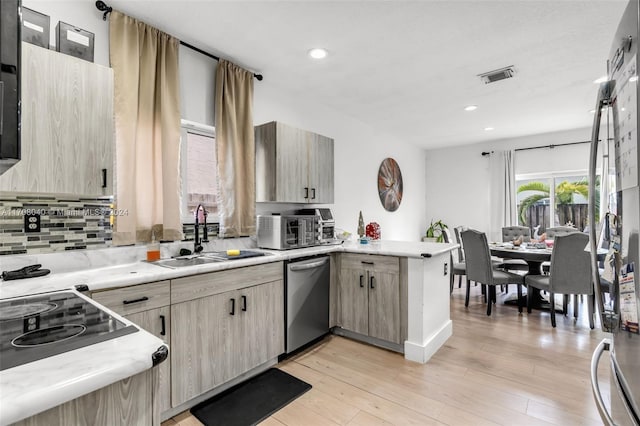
285, 255, 330, 354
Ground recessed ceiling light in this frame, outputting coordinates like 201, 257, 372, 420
484, 127, 494, 131
464, 105, 478, 111
308, 48, 328, 59
593, 75, 609, 84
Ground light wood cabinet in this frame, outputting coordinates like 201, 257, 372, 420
338, 253, 402, 344
14, 369, 156, 426
92, 281, 171, 415
255, 121, 334, 203
170, 263, 284, 407
0, 42, 113, 195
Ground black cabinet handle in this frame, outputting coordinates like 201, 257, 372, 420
159, 315, 166, 336
359, 274, 364, 288
101, 168, 108, 188
123, 296, 149, 305
304, 187, 309, 199
241, 295, 247, 311
311, 188, 316, 199
370, 276, 376, 289
361, 261, 374, 265
230, 298, 235, 315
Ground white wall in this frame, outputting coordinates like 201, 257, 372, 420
424, 126, 594, 236
23, 0, 428, 241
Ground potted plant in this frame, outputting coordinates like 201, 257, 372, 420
423, 219, 448, 243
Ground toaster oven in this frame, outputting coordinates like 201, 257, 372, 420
256, 215, 318, 250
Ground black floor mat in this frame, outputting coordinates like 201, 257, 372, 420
191, 368, 312, 426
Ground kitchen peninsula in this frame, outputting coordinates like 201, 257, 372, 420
0, 240, 456, 424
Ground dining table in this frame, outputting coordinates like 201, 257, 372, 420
489, 242, 552, 309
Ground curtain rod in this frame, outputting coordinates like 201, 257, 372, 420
94, 0, 263, 81
514, 140, 591, 152
481, 140, 593, 156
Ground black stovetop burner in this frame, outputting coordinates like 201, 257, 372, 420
0, 291, 138, 371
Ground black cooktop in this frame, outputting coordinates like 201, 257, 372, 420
0, 291, 138, 371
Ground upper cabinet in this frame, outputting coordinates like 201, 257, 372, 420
255, 121, 334, 203
0, 43, 113, 195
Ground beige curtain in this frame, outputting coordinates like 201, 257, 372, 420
109, 11, 182, 245
215, 60, 255, 237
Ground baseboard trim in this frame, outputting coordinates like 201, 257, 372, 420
404, 320, 452, 364
331, 328, 404, 353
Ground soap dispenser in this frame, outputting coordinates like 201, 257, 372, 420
146, 231, 160, 261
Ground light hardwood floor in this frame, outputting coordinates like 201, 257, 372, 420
162, 284, 611, 426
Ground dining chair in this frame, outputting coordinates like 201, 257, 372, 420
524, 232, 594, 328
545, 226, 579, 239
499, 226, 531, 273
447, 226, 467, 292
542, 226, 581, 273
461, 229, 525, 316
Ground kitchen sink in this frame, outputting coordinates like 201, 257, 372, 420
152, 256, 224, 269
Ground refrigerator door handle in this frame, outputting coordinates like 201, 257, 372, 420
591, 338, 614, 426
588, 80, 615, 332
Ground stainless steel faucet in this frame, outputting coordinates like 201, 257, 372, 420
194, 204, 208, 253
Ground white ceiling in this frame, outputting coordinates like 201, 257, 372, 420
107, 0, 628, 149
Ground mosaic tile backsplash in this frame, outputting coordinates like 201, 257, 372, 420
0, 193, 225, 256
0, 194, 113, 255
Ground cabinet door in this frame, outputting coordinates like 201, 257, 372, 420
308, 133, 334, 203
275, 122, 309, 202
367, 270, 401, 344
0, 43, 113, 195
126, 307, 171, 415
171, 293, 230, 407
13, 370, 154, 426
339, 266, 369, 335
242, 280, 284, 372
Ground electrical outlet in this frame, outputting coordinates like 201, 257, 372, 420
443, 261, 448, 276
24, 213, 41, 233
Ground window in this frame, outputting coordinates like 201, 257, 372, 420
180, 120, 218, 224
516, 172, 599, 235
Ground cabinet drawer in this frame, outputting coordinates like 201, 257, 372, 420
92, 281, 170, 316
340, 253, 400, 274
171, 262, 284, 304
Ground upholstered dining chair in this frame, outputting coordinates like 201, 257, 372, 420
461, 229, 525, 316
500, 226, 531, 272
545, 226, 579, 239
542, 226, 581, 273
524, 232, 594, 328
445, 227, 466, 293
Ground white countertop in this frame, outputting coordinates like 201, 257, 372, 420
0, 239, 457, 423
0, 240, 458, 299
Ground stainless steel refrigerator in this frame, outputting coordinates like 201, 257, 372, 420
589, 1, 640, 424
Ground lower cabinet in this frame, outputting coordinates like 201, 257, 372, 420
338, 253, 402, 344
170, 262, 284, 407
14, 369, 156, 426
91, 263, 285, 414
92, 281, 171, 416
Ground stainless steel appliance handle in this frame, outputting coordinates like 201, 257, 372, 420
289, 258, 329, 271
591, 338, 614, 426
589, 80, 614, 331
0, 81, 4, 135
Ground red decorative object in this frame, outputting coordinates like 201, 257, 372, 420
366, 222, 381, 240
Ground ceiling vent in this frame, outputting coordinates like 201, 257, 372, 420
478, 66, 516, 84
